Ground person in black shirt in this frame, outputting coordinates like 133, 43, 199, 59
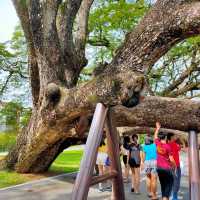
128, 134, 142, 194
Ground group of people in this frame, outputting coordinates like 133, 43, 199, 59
96, 122, 185, 200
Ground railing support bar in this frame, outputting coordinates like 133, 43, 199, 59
188, 130, 200, 200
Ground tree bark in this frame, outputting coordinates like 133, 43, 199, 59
5, 0, 200, 173
113, 96, 200, 131
117, 126, 189, 137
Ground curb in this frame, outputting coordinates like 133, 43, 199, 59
0, 171, 78, 191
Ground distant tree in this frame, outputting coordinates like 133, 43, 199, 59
0, 102, 31, 133
0, 25, 30, 105
148, 36, 200, 98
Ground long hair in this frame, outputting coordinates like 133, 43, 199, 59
132, 134, 138, 142
167, 133, 174, 141
158, 132, 167, 140
145, 136, 153, 145
99, 137, 105, 147
123, 136, 130, 149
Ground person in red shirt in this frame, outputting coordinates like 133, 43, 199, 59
167, 133, 181, 200
154, 122, 176, 200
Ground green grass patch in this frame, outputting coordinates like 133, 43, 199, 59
0, 170, 31, 188
0, 132, 16, 152
49, 150, 83, 173
0, 149, 83, 188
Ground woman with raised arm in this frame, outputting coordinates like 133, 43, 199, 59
154, 122, 176, 200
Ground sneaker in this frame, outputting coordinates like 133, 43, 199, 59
98, 188, 104, 193
147, 194, 152, 198
104, 187, 112, 192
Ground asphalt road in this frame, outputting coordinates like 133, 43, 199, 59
0, 172, 189, 200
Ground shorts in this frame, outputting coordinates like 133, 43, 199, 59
129, 158, 140, 168
157, 168, 174, 198
105, 156, 110, 166
144, 160, 157, 174
123, 155, 128, 165
96, 152, 108, 165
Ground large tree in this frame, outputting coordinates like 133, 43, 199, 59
3, 0, 200, 173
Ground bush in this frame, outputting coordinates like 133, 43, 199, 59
0, 101, 32, 133
0, 132, 16, 152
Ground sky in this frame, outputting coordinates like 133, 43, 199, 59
0, 0, 19, 43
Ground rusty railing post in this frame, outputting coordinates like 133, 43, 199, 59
71, 103, 107, 200
105, 108, 125, 200
188, 130, 200, 200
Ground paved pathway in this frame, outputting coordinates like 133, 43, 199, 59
0, 172, 189, 200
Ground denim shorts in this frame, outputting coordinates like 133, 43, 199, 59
144, 159, 157, 174
96, 152, 108, 165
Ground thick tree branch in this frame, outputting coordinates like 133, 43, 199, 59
38, 1, 69, 87
28, 0, 43, 52
74, 0, 94, 62
110, 0, 200, 73
18, 79, 200, 173
112, 96, 200, 132
42, 0, 63, 61
46, 70, 144, 112
12, 0, 33, 50
28, 49, 40, 106
118, 127, 200, 144
27, 1, 73, 92
57, 0, 83, 59
43, 82, 200, 139
54, 0, 91, 87
117, 126, 188, 137
168, 82, 200, 97
12, 0, 41, 105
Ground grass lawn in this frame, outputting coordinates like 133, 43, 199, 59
0, 170, 31, 188
0, 149, 83, 189
0, 132, 16, 152
50, 150, 83, 173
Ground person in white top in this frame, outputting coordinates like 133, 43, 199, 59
121, 136, 131, 182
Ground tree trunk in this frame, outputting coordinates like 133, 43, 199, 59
4, 0, 200, 173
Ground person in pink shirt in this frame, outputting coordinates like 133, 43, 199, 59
167, 133, 181, 200
154, 122, 176, 200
